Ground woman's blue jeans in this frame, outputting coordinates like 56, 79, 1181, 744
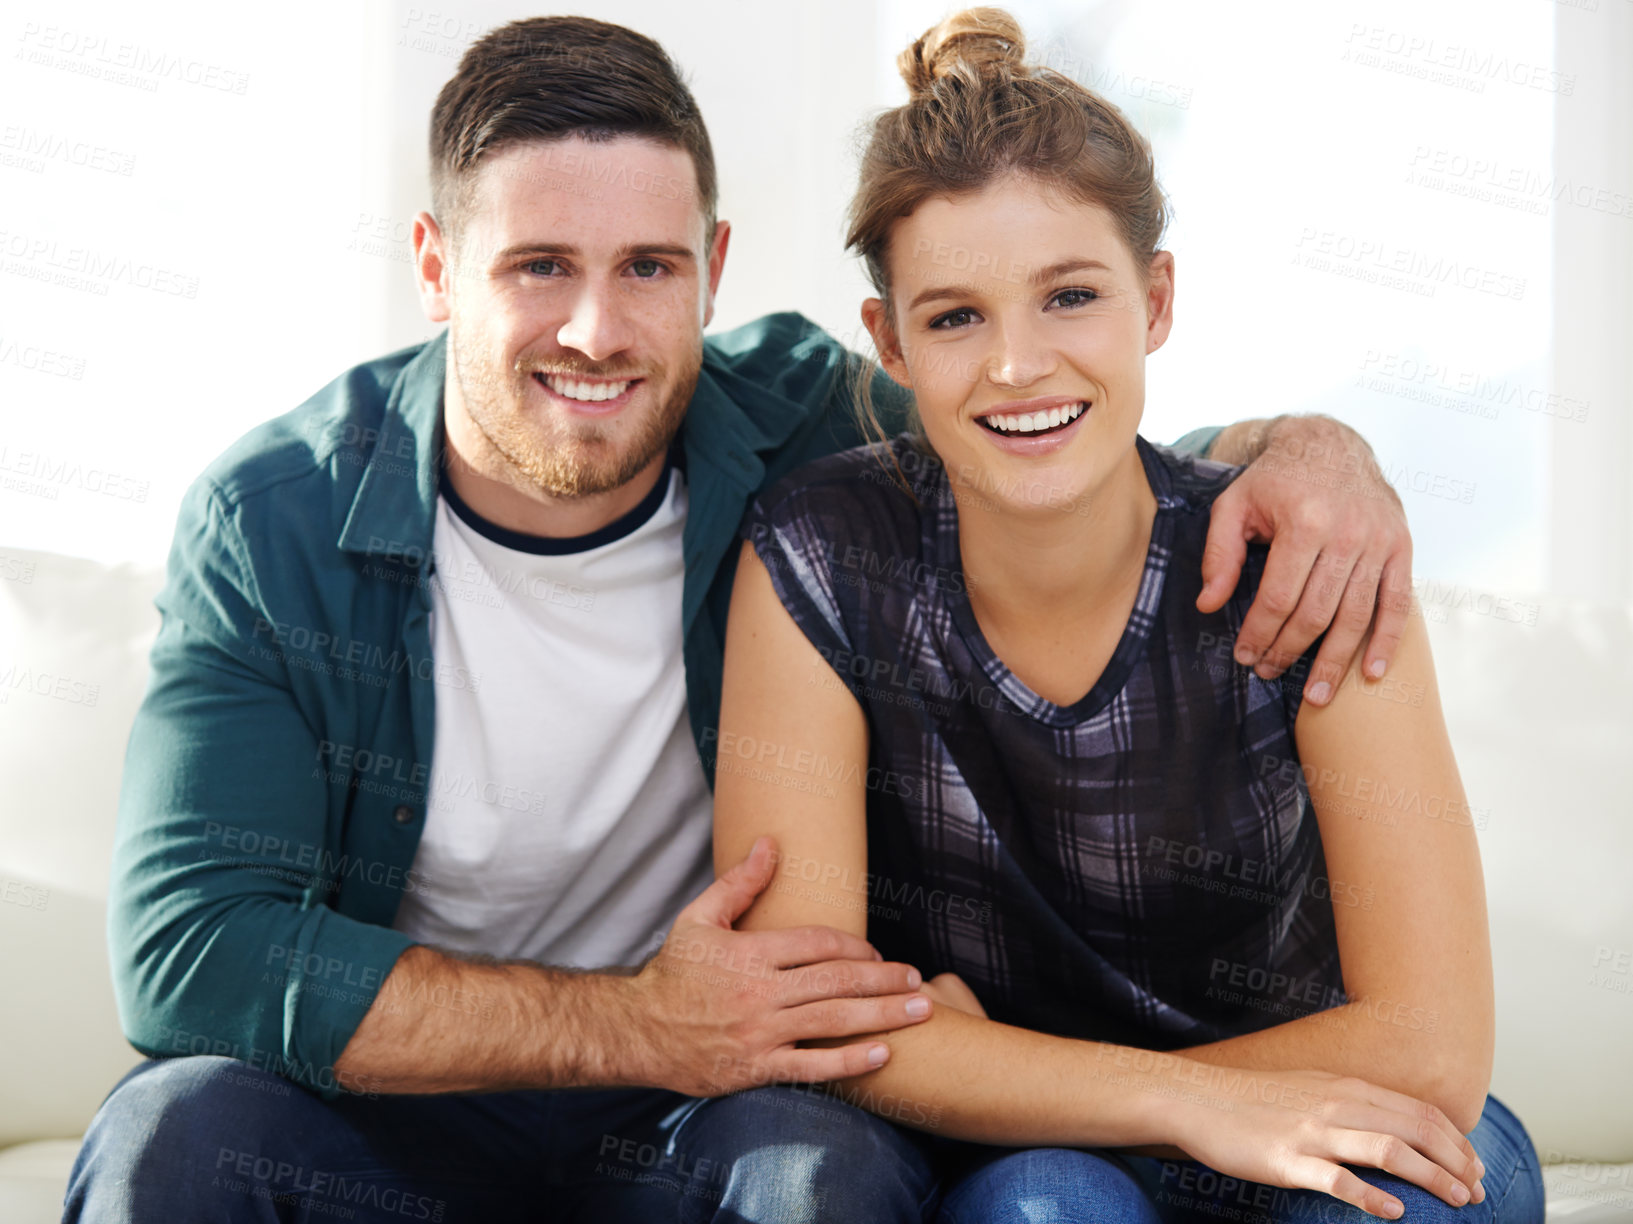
667, 1084, 1546, 1224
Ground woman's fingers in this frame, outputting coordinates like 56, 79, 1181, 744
1284, 1154, 1404, 1220
920, 972, 986, 1016
1324, 1127, 1476, 1209
1341, 1078, 1485, 1194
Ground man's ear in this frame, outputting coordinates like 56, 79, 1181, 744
1145, 250, 1175, 354
413, 211, 452, 324
861, 298, 912, 389
702, 219, 731, 328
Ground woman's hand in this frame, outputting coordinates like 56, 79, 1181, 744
1168, 1068, 1486, 1219
919, 972, 987, 1018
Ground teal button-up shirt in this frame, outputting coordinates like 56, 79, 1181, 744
109, 312, 1221, 1097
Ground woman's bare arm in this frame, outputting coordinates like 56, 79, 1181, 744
712, 541, 1484, 1214
714, 543, 1172, 1147
1171, 607, 1494, 1133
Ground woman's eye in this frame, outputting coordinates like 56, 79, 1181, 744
929, 307, 977, 330
1051, 287, 1098, 309
630, 258, 664, 278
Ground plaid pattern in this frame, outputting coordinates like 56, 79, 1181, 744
745, 434, 1344, 1048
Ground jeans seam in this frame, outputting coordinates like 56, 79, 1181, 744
1484, 1144, 1529, 1219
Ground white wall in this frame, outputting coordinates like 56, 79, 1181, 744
3, 0, 1628, 606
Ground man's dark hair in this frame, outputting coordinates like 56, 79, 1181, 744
429, 15, 716, 251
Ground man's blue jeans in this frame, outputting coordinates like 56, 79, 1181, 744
59, 1056, 939, 1221
63, 1055, 702, 1221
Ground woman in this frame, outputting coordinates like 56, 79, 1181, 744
682, 8, 1544, 1222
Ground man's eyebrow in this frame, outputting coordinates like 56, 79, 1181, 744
616, 243, 697, 262
905, 258, 1114, 312
490, 242, 698, 263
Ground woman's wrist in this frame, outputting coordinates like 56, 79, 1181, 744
1081, 1044, 1210, 1150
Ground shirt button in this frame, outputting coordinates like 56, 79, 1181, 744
393, 805, 416, 824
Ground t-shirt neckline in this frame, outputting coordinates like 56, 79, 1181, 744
922, 435, 1177, 728
437, 448, 677, 557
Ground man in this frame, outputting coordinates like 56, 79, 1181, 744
64, 15, 1410, 1223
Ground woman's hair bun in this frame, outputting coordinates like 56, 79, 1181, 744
897, 7, 1027, 96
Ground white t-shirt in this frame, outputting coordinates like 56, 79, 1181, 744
390, 461, 714, 969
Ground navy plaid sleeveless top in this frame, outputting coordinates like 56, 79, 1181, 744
742, 433, 1350, 1049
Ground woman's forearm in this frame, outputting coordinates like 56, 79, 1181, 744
811, 988, 1487, 1149
810, 1005, 1229, 1149
1173, 998, 1489, 1134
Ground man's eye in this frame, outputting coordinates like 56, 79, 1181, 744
1051, 287, 1098, 309
630, 258, 664, 278
525, 259, 562, 276
929, 307, 977, 330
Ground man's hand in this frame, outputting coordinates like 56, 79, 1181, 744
1198, 415, 1412, 707
620, 837, 933, 1096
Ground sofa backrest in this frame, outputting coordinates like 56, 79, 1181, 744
1, 546, 158, 1146
1425, 594, 1633, 1164
1, 544, 1629, 1159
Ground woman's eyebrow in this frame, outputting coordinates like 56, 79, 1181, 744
905, 257, 1114, 311
1029, 257, 1112, 282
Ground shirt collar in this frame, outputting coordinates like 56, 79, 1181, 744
337, 330, 448, 560
336, 328, 819, 562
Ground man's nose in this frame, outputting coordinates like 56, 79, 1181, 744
556, 281, 634, 363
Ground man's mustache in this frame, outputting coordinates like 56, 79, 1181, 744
519, 361, 651, 381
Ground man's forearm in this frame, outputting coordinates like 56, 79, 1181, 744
332, 944, 644, 1095
1209, 413, 1381, 476
1207, 417, 1278, 466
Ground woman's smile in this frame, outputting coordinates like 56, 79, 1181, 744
973, 396, 1092, 455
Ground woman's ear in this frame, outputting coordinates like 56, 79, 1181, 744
861, 298, 913, 389
1145, 251, 1175, 354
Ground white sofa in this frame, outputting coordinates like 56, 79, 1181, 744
2, 544, 1630, 1222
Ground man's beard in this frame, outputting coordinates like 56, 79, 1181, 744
449, 330, 698, 500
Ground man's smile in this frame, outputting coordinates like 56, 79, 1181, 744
532, 372, 644, 414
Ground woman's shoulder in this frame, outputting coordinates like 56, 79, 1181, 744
1143, 437, 1279, 606
1141, 437, 1244, 519
743, 433, 940, 667
752, 431, 937, 547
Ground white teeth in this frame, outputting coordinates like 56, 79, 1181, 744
982, 402, 1086, 434
544, 375, 631, 402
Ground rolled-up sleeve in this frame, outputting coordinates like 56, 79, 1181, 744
108, 477, 414, 1100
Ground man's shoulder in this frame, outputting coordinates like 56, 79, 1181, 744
700, 312, 912, 475
701, 312, 858, 427
703, 311, 850, 374
197, 339, 428, 512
